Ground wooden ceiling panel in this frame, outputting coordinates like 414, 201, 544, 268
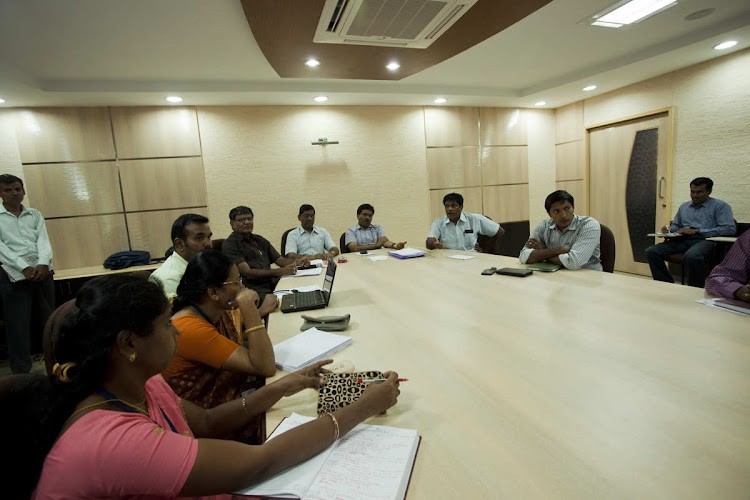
242, 0, 553, 80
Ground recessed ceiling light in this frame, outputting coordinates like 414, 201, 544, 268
434, 97, 447, 104
0, 98, 5, 104
314, 96, 328, 103
583, 85, 597, 91
714, 40, 737, 50
534, 101, 547, 106
165, 96, 183, 103
591, 0, 677, 28
305, 58, 320, 67
386, 62, 400, 71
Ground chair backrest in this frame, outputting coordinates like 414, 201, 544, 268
280, 228, 294, 256
477, 220, 530, 257
599, 224, 616, 273
211, 238, 225, 251
736, 221, 750, 237
339, 232, 351, 253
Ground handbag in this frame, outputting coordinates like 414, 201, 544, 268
317, 370, 384, 414
300, 314, 351, 332
103, 250, 151, 270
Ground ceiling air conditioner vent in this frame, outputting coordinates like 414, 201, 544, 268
314, 0, 479, 49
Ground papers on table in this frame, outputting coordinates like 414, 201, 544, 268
698, 298, 750, 316
647, 232, 681, 238
291, 267, 323, 277
369, 255, 388, 261
273, 327, 352, 371
448, 254, 475, 260
388, 247, 425, 259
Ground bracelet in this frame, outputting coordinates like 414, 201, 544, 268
320, 412, 339, 441
241, 396, 250, 416
244, 324, 265, 334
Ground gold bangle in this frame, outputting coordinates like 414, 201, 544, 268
241, 396, 250, 416
244, 324, 265, 334
321, 412, 339, 441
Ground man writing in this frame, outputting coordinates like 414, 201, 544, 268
0, 174, 55, 373
284, 204, 340, 260
520, 190, 602, 271
426, 192, 503, 251
645, 177, 735, 287
344, 203, 406, 252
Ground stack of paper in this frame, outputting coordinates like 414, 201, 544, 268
388, 247, 425, 259
273, 327, 352, 371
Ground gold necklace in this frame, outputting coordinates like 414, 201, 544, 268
67, 396, 149, 424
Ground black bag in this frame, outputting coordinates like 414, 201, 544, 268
103, 250, 151, 270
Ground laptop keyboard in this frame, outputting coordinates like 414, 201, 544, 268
294, 290, 325, 307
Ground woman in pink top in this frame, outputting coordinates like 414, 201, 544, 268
2, 274, 400, 499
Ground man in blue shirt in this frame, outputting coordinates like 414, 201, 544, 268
645, 177, 735, 287
426, 193, 504, 251
0, 174, 54, 373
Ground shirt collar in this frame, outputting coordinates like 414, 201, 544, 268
546, 214, 580, 232
443, 213, 467, 225
0, 203, 29, 216
298, 225, 320, 235
689, 197, 711, 208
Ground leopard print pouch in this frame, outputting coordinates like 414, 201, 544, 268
317, 370, 384, 414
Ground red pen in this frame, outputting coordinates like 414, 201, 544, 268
358, 377, 408, 384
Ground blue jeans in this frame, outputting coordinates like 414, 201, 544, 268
644, 238, 715, 288
0, 270, 55, 373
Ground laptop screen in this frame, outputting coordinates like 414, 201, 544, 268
322, 259, 337, 304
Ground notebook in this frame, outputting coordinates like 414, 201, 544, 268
280, 258, 337, 313
236, 412, 420, 500
272, 327, 352, 371
388, 247, 425, 259
714, 298, 750, 315
526, 262, 562, 272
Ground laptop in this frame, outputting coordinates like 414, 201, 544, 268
280, 259, 337, 313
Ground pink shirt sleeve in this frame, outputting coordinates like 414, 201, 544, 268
705, 231, 750, 299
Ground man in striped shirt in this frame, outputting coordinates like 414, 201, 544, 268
705, 229, 750, 302
520, 190, 602, 271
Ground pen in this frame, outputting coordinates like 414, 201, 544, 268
358, 377, 409, 384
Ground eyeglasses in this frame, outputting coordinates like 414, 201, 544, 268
222, 277, 244, 287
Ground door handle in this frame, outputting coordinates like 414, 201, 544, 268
658, 176, 667, 207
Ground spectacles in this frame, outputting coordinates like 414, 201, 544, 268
222, 277, 244, 287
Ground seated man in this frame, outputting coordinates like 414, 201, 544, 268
705, 229, 750, 302
344, 203, 406, 252
222, 206, 306, 302
520, 190, 602, 271
284, 204, 340, 260
645, 177, 735, 287
426, 192, 504, 251
149, 213, 277, 317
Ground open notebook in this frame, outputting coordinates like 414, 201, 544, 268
236, 412, 420, 500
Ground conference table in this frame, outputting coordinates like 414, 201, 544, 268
264, 249, 749, 499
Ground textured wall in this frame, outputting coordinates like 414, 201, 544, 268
526, 109, 556, 226
0, 110, 25, 194
197, 106, 430, 249
584, 48, 750, 221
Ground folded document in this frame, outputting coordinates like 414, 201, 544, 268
273, 327, 352, 371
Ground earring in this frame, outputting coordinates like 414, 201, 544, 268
129, 352, 137, 363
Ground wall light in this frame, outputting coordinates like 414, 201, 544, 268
714, 41, 737, 50
166, 96, 183, 103
314, 96, 328, 103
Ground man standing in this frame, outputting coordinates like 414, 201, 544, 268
344, 203, 406, 252
426, 192, 503, 251
520, 190, 602, 271
645, 177, 735, 287
0, 174, 54, 373
284, 204, 340, 260
222, 206, 306, 302
705, 229, 750, 302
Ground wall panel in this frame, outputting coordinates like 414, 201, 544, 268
482, 184, 530, 222
111, 107, 201, 159
480, 108, 528, 146
555, 180, 587, 215
46, 214, 129, 269
482, 146, 528, 185
424, 107, 478, 147
555, 102, 584, 144
555, 141, 583, 181
119, 157, 207, 211
426, 146, 480, 189
127, 207, 209, 258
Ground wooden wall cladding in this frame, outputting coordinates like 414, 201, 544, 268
119, 157, 207, 211
426, 147, 481, 189
481, 146, 528, 185
13, 108, 115, 164
22, 162, 122, 217
424, 107, 479, 147
479, 108, 528, 146
429, 187, 482, 222
46, 214, 129, 269
555, 102, 584, 144
127, 207, 209, 258
556, 180, 587, 214
482, 184, 530, 223
110, 107, 201, 159
555, 141, 584, 181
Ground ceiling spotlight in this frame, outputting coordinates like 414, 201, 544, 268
434, 97, 447, 104
534, 101, 547, 106
314, 96, 328, 103
714, 41, 737, 50
165, 96, 183, 103
386, 62, 401, 71
0, 98, 5, 104
305, 58, 320, 67
583, 85, 597, 91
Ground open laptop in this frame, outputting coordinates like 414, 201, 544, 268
280, 258, 337, 313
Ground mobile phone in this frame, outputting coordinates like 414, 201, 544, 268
481, 267, 497, 275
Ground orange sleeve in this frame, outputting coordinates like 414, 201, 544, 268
171, 316, 240, 369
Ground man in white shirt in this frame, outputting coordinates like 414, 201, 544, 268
426, 193, 504, 251
284, 204, 340, 260
0, 174, 54, 373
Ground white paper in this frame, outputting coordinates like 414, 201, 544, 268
448, 254, 475, 260
647, 232, 681, 237
273, 328, 352, 371
292, 267, 323, 277
369, 255, 388, 261
697, 298, 750, 316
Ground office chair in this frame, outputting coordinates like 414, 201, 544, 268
476, 220, 530, 257
211, 238, 225, 251
599, 224, 616, 273
280, 229, 294, 256
339, 232, 351, 253
666, 218, 739, 285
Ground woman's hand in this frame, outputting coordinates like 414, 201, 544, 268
275, 359, 332, 396
357, 371, 400, 415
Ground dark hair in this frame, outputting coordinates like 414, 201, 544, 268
2, 274, 168, 498
0, 173, 23, 186
173, 250, 233, 313
357, 203, 375, 215
298, 204, 315, 216
171, 213, 209, 243
442, 193, 463, 206
544, 190, 575, 212
690, 177, 713, 191
229, 206, 253, 221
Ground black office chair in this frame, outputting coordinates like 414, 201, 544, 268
211, 238, 225, 252
599, 224, 616, 273
280, 228, 294, 256
339, 232, 351, 253
476, 220, 530, 257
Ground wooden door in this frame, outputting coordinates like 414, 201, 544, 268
589, 113, 670, 275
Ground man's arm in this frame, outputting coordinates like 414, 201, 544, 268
426, 220, 444, 249
31, 212, 52, 281
701, 202, 736, 237
557, 219, 601, 270
705, 232, 750, 301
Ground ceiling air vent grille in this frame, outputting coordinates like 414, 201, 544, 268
314, 0, 478, 49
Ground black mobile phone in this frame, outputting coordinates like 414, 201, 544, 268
481, 267, 497, 275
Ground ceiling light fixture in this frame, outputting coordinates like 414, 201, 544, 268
0, 98, 5, 104
434, 98, 447, 104
305, 58, 321, 67
714, 40, 737, 50
583, 85, 597, 91
534, 101, 547, 106
591, 0, 677, 28
386, 62, 400, 71
165, 96, 183, 103
314, 96, 328, 103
